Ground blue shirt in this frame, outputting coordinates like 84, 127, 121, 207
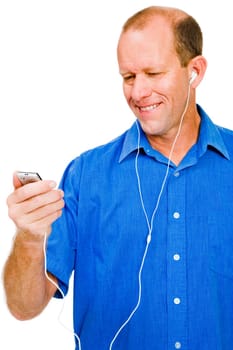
47, 105, 233, 350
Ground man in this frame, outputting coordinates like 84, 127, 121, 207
3, 6, 233, 350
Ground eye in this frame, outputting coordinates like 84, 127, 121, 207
123, 74, 135, 82
122, 74, 136, 86
147, 72, 161, 77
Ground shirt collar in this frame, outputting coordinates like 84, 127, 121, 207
119, 104, 230, 163
118, 121, 144, 163
197, 104, 229, 160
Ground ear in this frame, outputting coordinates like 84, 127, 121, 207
188, 55, 208, 87
189, 71, 198, 84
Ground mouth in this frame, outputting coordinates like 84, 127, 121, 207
138, 103, 161, 112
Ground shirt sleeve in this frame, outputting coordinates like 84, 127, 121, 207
46, 156, 82, 297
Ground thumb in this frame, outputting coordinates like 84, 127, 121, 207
13, 171, 24, 189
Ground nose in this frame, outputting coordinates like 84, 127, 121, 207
131, 75, 152, 101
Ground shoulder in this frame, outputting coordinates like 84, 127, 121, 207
79, 129, 128, 164
215, 124, 233, 160
217, 125, 233, 137
62, 129, 129, 178
216, 124, 233, 144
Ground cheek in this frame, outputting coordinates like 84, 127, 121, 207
122, 85, 130, 104
123, 84, 135, 106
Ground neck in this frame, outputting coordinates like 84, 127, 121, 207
147, 111, 201, 166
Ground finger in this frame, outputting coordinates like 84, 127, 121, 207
13, 171, 23, 189
9, 180, 57, 205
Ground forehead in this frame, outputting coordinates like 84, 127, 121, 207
117, 17, 179, 71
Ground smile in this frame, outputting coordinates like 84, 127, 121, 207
139, 103, 160, 111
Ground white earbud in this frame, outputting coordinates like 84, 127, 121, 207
189, 70, 197, 84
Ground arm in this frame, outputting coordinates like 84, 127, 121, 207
3, 173, 64, 320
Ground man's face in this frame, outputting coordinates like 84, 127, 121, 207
117, 17, 190, 141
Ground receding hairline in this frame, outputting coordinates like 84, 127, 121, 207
119, 6, 203, 67
121, 6, 190, 32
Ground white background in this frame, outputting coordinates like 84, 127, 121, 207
0, 1, 232, 348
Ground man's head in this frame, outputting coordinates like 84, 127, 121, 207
117, 6, 207, 142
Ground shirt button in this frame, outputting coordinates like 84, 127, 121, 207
174, 171, 180, 177
175, 342, 182, 349
173, 212, 180, 219
173, 253, 180, 261
173, 297, 181, 304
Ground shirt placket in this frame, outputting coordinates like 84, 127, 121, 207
167, 169, 188, 350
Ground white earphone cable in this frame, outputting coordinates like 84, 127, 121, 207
43, 234, 82, 350
109, 83, 192, 349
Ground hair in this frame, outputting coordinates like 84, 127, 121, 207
121, 6, 203, 67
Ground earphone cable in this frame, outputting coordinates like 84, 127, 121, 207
43, 233, 82, 350
109, 83, 192, 349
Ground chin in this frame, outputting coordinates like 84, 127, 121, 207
139, 120, 164, 137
